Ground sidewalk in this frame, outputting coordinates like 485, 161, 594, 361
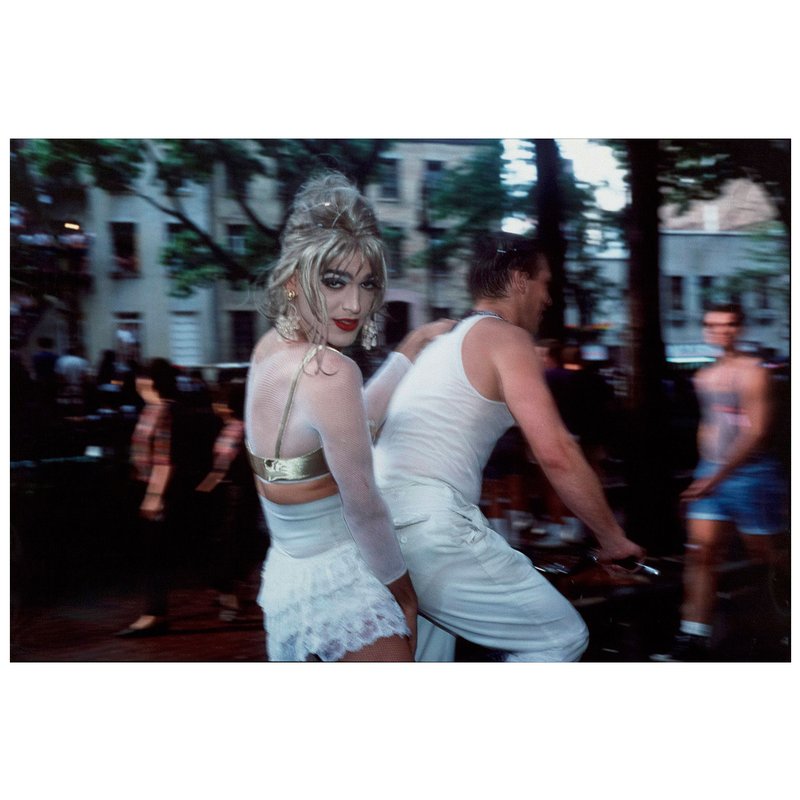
9, 454, 788, 663
10, 568, 268, 663
10, 551, 789, 662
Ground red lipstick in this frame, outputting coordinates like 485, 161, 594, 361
333, 319, 359, 332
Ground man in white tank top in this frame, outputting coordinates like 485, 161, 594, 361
374, 234, 644, 661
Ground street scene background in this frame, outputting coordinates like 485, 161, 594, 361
4, 9, 796, 800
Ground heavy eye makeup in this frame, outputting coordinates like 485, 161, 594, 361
321, 270, 381, 291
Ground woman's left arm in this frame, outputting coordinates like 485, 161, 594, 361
363, 319, 456, 429
362, 351, 412, 431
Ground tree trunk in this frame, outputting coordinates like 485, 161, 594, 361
533, 139, 567, 340
623, 139, 682, 554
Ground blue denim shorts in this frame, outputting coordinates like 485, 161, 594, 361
686, 459, 788, 535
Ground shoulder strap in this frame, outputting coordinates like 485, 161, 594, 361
274, 346, 321, 458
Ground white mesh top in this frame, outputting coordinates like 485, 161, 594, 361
245, 336, 411, 584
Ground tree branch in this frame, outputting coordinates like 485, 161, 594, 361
134, 190, 251, 282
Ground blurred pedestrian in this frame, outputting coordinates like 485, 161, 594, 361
55, 345, 91, 416
32, 335, 58, 382
196, 380, 263, 621
90, 349, 124, 412
95, 349, 118, 387
118, 363, 145, 415
116, 358, 222, 638
10, 350, 40, 460
564, 345, 616, 473
32, 335, 59, 405
652, 304, 789, 661
116, 358, 178, 636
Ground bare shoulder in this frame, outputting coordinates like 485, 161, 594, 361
736, 355, 769, 387
739, 354, 764, 370
464, 319, 542, 401
464, 317, 535, 361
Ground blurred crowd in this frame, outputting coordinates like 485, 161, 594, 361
10, 339, 266, 627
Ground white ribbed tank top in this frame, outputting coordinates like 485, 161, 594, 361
374, 315, 515, 505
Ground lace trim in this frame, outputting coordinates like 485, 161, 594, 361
258, 542, 409, 662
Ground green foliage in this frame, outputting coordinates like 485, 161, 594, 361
417, 139, 624, 325
658, 139, 790, 218
600, 138, 790, 231
161, 229, 225, 297
421, 141, 509, 265
256, 139, 387, 200
566, 261, 620, 328
654, 141, 789, 320
592, 138, 790, 328
708, 226, 790, 313
558, 160, 625, 326
18, 138, 390, 297
156, 139, 268, 195
26, 138, 147, 192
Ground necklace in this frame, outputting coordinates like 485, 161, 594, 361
469, 308, 507, 322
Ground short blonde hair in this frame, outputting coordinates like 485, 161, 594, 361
263, 171, 388, 345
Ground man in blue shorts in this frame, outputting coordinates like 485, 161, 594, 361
652, 303, 788, 661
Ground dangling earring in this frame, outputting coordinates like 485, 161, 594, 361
275, 290, 300, 339
361, 316, 378, 350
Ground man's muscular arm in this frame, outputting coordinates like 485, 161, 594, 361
467, 321, 643, 563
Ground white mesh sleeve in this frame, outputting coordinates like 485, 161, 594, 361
363, 351, 411, 431
297, 352, 407, 584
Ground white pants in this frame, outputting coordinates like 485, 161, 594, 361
380, 480, 589, 662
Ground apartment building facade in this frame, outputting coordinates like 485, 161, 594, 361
566, 178, 789, 361
17, 140, 489, 371
15, 143, 789, 373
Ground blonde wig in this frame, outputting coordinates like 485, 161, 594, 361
263, 171, 388, 346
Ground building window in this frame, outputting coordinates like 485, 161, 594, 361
222, 166, 235, 197
670, 275, 684, 312
429, 228, 449, 276
230, 310, 255, 362
424, 160, 444, 196
114, 313, 142, 363
227, 224, 248, 256
698, 275, 714, 310
753, 284, 773, 326
111, 222, 138, 275
756, 284, 771, 310
378, 157, 400, 200
170, 311, 202, 367
382, 226, 404, 278
166, 222, 186, 244
702, 204, 720, 232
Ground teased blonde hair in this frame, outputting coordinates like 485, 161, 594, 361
263, 171, 387, 346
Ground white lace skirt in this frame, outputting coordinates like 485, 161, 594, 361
257, 494, 409, 662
